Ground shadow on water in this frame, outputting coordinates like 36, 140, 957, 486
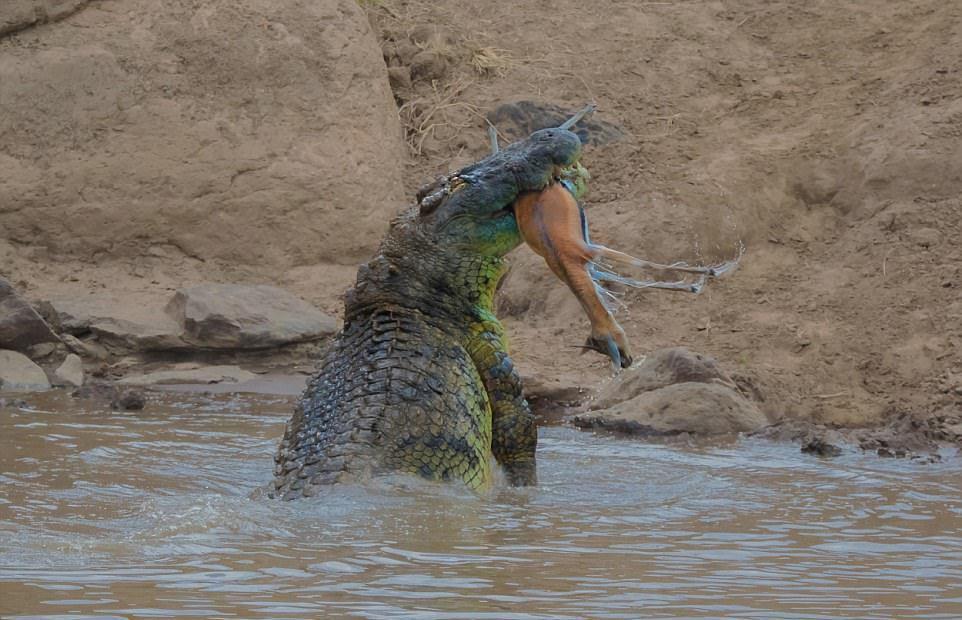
1, 391, 961, 619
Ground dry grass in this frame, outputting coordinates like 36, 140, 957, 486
356, 0, 558, 158
397, 78, 483, 156
468, 46, 517, 77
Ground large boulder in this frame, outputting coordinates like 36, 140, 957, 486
0, 277, 60, 352
44, 284, 336, 354
0, 0, 406, 271
0, 349, 50, 392
573, 382, 768, 436
47, 295, 186, 353
165, 284, 337, 349
591, 347, 738, 410
573, 347, 768, 436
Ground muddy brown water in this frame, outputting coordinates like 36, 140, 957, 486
1, 391, 960, 619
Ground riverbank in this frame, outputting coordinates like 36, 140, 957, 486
2, 0, 960, 452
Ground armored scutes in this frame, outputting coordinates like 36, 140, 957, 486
271, 128, 584, 498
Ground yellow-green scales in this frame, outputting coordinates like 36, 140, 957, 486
272, 128, 585, 499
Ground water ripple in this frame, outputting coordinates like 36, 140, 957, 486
1, 392, 960, 619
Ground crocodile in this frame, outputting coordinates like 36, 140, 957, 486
271, 127, 587, 499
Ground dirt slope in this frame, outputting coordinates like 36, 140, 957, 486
0, 0, 406, 284
368, 0, 962, 427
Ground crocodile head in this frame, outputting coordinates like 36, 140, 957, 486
415, 127, 586, 258
347, 128, 589, 321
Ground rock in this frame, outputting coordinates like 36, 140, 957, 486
0, 0, 405, 273
31, 300, 62, 332
117, 365, 258, 386
54, 353, 84, 387
28, 342, 61, 360
387, 65, 412, 91
590, 347, 738, 411
752, 409, 958, 459
165, 284, 337, 349
877, 447, 907, 458
410, 50, 448, 82
69, 382, 144, 410
801, 437, 843, 457
0, 0, 90, 36
523, 374, 589, 424
487, 101, 627, 146
47, 295, 185, 353
0, 349, 51, 392
572, 382, 768, 436
381, 41, 400, 66
575, 348, 767, 436
395, 41, 420, 66
112, 389, 145, 411
409, 24, 446, 47
0, 0, 36, 35
945, 423, 962, 438
0, 276, 60, 353
61, 334, 109, 361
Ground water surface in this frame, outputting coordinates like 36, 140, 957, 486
1, 391, 960, 619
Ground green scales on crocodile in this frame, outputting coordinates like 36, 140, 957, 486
272, 113, 737, 499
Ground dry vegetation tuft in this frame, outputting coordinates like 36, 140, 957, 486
397, 78, 483, 156
356, 0, 534, 158
468, 46, 517, 76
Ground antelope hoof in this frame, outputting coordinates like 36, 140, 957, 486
585, 334, 633, 370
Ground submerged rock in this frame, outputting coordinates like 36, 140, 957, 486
0, 277, 60, 353
112, 389, 146, 411
574, 347, 767, 436
800, 437, 844, 457
166, 284, 337, 350
751, 407, 962, 460
70, 382, 146, 410
0, 349, 51, 392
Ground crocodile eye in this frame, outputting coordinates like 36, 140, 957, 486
418, 176, 467, 216
416, 176, 446, 215
418, 187, 446, 216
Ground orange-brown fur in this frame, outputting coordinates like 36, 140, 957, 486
514, 183, 632, 365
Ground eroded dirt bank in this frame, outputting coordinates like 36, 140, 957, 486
364, 0, 962, 437
1, 0, 960, 451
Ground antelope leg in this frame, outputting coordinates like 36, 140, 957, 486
554, 256, 633, 369
590, 244, 741, 278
